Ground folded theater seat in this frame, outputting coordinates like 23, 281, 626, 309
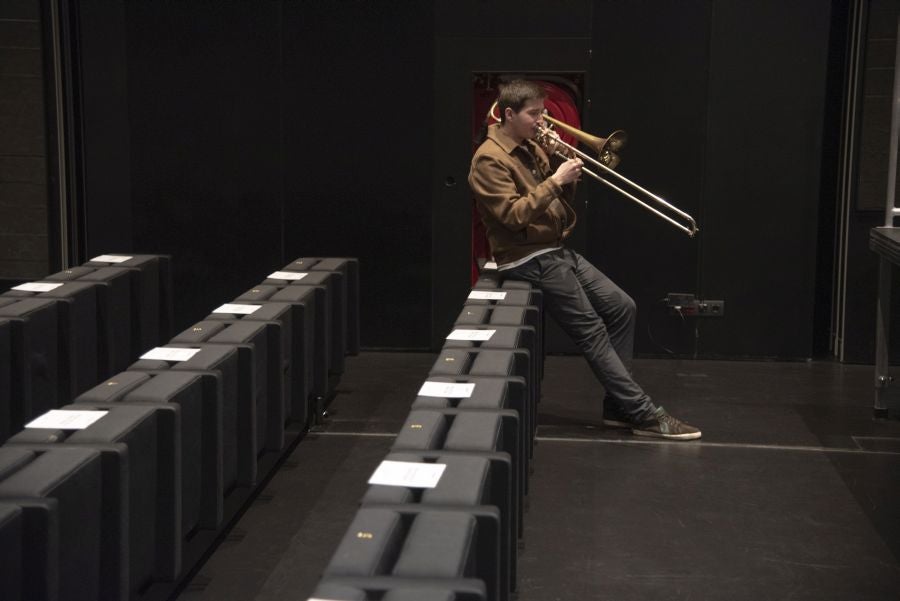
0, 495, 55, 601
436, 324, 543, 425
82, 254, 174, 350
410, 375, 526, 523
452, 304, 542, 391
206, 300, 310, 428
287, 257, 360, 355
472, 274, 543, 317
0, 446, 114, 601
170, 320, 284, 453
263, 264, 345, 379
269, 262, 345, 371
44, 266, 134, 375
3, 280, 100, 397
465, 285, 544, 376
312, 580, 485, 601
441, 326, 536, 448
128, 344, 254, 489
391, 409, 522, 538
234, 284, 327, 421
0, 502, 24, 600
466, 286, 541, 313
429, 349, 531, 412
7, 403, 180, 597
413, 376, 528, 426
321, 506, 499, 601
1, 319, 10, 441
429, 349, 532, 474
363, 452, 516, 599
0, 298, 61, 436
74, 371, 223, 534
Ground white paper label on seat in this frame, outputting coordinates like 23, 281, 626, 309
483, 261, 498, 270
268, 271, 308, 281
140, 347, 202, 362
213, 303, 261, 315
26, 409, 109, 430
468, 290, 507, 300
368, 460, 447, 489
417, 381, 475, 398
446, 328, 495, 341
12, 282, 64, 293
91, 254, 133, 263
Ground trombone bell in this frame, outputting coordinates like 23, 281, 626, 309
541, 113, 627, 169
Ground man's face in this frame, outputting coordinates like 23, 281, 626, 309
505, 98, 545, 141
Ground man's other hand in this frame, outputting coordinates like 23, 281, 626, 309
551, 158, 583, 187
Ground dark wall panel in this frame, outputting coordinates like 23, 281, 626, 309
79, 1, 132, 259
855, 0, 898, 212
0, 0, 48, 280
700, 0, 832, 359
435, 0, 592, 36
125, 2, 284, 332
283, 0, 434, 349
588, 0, 710, 358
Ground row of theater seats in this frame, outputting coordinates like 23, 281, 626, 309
311, 267, 544, 601
0, 257, 359, 601
0, 254, 174, 445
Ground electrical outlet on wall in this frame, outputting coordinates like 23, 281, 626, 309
697, 300, 725, 317
666, 293, 725, 317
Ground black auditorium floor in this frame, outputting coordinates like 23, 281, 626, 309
176, 352, 900, 601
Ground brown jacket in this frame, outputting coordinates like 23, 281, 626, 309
468, 124, 577, 266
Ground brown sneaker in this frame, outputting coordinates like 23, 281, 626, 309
632, 407, 701, 440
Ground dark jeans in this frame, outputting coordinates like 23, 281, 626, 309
503, 248, 656, 422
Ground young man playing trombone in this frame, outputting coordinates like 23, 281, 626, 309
468, 79, 701, 440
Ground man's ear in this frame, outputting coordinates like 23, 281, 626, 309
504, 107, 515, 121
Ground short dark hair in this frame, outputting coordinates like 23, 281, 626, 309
497, 80, 546, 123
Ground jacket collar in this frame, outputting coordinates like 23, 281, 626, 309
487, 123, 536, 156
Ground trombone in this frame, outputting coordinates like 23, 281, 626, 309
488, 102, 699, 237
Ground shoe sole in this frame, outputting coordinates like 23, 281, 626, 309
632, 428, 702, 441
602, 418, 632, 429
